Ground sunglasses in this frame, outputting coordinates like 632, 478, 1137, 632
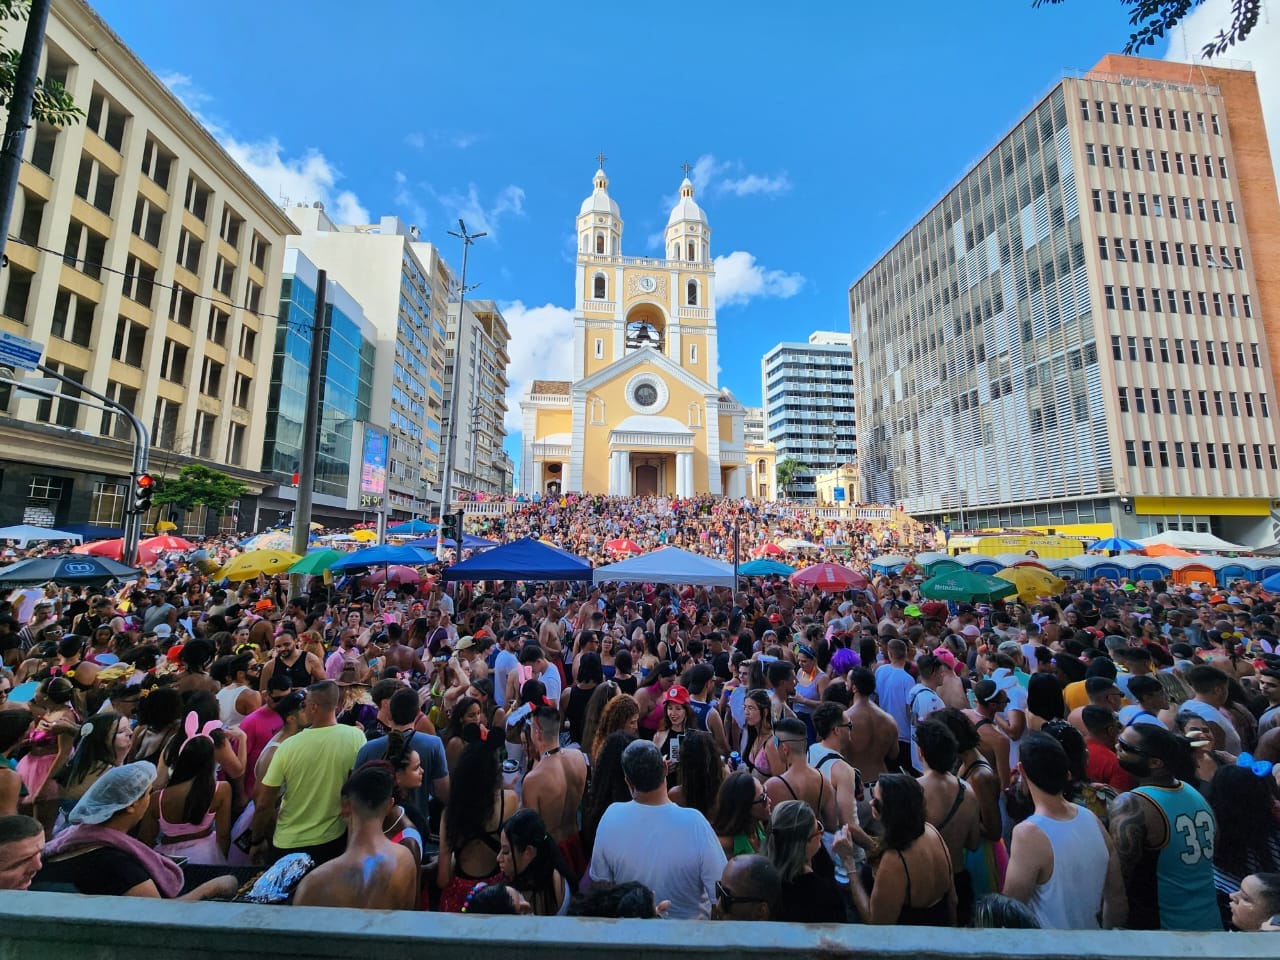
1115, 739, 1151, 757
715, 881, 769, 909
751, 793, 769, 806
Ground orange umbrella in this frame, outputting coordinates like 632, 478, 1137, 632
1139, 543, 1196, 558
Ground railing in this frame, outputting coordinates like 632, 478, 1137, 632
583, 299, 616, 312
531, 444, 571, 458
678, 306, 711, 320
0, 893, 1269, 960
611, 432, 693, 447
526, 393, 571, 406
451, 500, 516, 516
719, 450, 745, 464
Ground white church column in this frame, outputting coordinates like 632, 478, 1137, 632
618, 451, 631, 496
676, 451, 694, 498
728, 466, 747, 499
530, 461, 543, 495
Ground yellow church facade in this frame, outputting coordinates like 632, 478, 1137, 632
520, 165, 770, 498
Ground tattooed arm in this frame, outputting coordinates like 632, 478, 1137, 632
1108, 791, 1149, 885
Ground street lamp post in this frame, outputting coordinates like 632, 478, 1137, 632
436, 220, 486, 562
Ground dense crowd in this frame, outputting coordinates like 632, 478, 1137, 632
0, 494, 1277, 933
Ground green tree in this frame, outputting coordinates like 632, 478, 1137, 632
153, 465, 248, 514
775, 458, 806, 500
1033, 0, 1260, 58
0, 1, 82, 127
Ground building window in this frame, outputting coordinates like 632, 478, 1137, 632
226, 423, 246, 466
50, 289, 95, 347
89, 482, 126, 526
594, 338, 603, 359
687, 280, 698, 306
689, 343, 698, 364
595, 234, 604, 254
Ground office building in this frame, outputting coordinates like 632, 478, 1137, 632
443, 298, 511, 497
761, 332, 857, 500
743, 406, 766, 445
0, 0, 293, 533
520, 164, 753, 497
251, 248, 378, 528
287, 208, 449, 521
849, 54, 1280, 545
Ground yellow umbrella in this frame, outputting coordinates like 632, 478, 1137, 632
155, 520, 177, 533
995, 566, 1066, 602
217, 549, 302, 581
309, 521, 324, 531
351, 529, 378, 542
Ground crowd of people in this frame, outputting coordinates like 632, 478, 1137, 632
0, 493, 1277, 934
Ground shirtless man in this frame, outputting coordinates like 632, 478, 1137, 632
844, 667, 900, 783
915, 718, 981, 924
538, 604, 566, 685
381, 623, 426, 678
764, 718, 839, 826
292, 765, 418, 911
963, 678, 1013, 789
522, 704, 588, 877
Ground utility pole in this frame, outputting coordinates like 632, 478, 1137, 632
290, 270, 328, 594
436, 219, 485, 561
0, 0, 53, 267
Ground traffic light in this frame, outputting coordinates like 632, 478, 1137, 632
131, 473, 155, 514
439, 512, 459, 542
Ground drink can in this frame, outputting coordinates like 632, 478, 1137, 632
728, 751, 741, 772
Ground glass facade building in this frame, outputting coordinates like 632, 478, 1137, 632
263, 249, 375, 499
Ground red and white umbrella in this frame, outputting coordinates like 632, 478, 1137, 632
790, 562, 870, 592
74, 538, 124, 560
605, 538, 644, 555
755, 542, 785, 557
138, 535, 194, 553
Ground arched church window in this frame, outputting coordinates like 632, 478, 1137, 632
687, 242, 696, 261
593, 274, 607, 299
596, 234, 605, 254
687, 280, 698, 306
688, 403, 702, 427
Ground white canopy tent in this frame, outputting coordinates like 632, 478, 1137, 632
1138, 530, 1249, 553
0, 524, 83, 548
593, 546, 736, 588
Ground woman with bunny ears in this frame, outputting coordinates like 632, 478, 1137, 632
138, 711, 231, 864
437, 723, 515, 911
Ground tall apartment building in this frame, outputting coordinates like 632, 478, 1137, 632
0, 0, 293, 533
253, 248, 378, 528
443, 298, 511, 497
849, 55, 1280, 545
287, 208, 449, 522
761, 332, 857, 500
743, 406, 766, 445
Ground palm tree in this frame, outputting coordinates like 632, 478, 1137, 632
775, 458, 805, 500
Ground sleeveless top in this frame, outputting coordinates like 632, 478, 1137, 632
793, 670, 824, 716
894, 825, 953, 926
279, 653, 312, 689
158, 789, 216, 839
689, 698, 714, 732
1128, 783, 1222, 930
456, 792, 508, 881
1024, 806, 1108, 929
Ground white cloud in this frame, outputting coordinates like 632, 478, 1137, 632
438, 183, 526, 238
404, 130, 480, 151
718, 172, 791, 197
1165, 0, 1280, 187
713, 250, 805, 306
404, 132, 426, 150
159, 72, 370, 224
497, 300, 576, 431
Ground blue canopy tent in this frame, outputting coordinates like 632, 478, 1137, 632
387, 519, 437, 536
409, 534, 498, 551
441, 537, 592, 582
593, 547, 736, 588
329, 543, 436, 571
57, 522, 126, 541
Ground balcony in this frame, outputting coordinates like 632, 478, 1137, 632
583, 299, 616, 313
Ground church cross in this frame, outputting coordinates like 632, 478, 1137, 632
681, 160, 693, 179
596, 151, 608, 170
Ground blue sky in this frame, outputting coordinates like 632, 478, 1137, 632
91, 0, 1248, 476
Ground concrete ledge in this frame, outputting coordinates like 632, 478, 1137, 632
0, 892, 1272, 960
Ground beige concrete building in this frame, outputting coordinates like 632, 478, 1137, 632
0, 0, 294, 533
814, 463, 859, 505
443, 298, 510, 497
850, 55, 1280, 545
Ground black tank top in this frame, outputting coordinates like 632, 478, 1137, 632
280, 653, 312, 688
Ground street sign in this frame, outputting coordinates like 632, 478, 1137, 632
833, 487, 846, 502
0, 331, 42, 371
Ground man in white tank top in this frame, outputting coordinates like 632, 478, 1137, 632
1002, 732, 1127, 930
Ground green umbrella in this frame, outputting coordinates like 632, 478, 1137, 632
923, 558, 963, 578
920, 568, 1018, 603
287, 548, 348, 576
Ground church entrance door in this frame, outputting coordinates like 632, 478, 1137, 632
634, 464, 658, 497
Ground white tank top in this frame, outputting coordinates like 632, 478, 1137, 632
216, 684, 250, 726
1025, 804, 1108, 929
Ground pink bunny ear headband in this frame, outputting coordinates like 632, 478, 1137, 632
180, 711, 222, 754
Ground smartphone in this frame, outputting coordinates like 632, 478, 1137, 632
669, 734, 683, 763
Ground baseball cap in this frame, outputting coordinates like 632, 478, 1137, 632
904, 605, 922, 618
152, 624, 172, 639
996, 640, 1022, 658
975, 674, 1017, 703
960, 624, 981, 638
661, 684, 691, 706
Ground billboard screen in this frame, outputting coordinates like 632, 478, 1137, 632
359, 425, 387, 505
